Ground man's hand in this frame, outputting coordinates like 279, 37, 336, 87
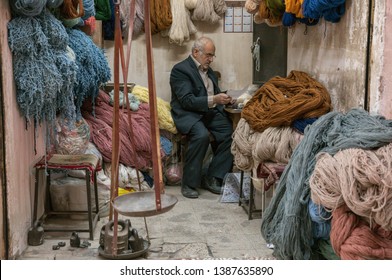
214, 93, 233, 105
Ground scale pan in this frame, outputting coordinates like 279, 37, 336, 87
112, 192, 178, 217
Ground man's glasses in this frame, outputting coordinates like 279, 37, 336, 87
199, 49, 216, 59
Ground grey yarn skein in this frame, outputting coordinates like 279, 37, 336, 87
47, 0, 64, 9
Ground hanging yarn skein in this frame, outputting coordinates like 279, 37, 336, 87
192, 0, 220, 23
213, 0, 228, 16
184, 0, 198, 10
60, 0, 85, 19
10, 0, 47, 17
148, 0, 172, 34
81, 0, 96, 20
8, 9, 77, 124
133, 0, 145, 36
245, 0, 261, 14
161, 0, 195, 46
302, 0, 346, 23
310, 143, 392, 231
94, 0, 112, 20
66, 28, 111, 119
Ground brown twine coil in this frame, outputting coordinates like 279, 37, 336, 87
60, 0, 85, 19
242, 70, 332, 132
330, 204, 392, 260
310, 143, 392, 231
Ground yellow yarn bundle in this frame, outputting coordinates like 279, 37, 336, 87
132, 85, 177, 134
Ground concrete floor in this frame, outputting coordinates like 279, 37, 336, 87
18, 185, 275, 260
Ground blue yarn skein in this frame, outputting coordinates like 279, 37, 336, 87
302, 0, 346, 21
10, 0, 46, 17
292, 117, 318, 134
82, 0, 96, 20
323, 3, 346, 23
282, 12, 297, 27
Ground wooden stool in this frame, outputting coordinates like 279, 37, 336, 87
238, 170, 262, 220
239, 162, 286, 220
256, 162, 286, 214
33, 154, 101, 240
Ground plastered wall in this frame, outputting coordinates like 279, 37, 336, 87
104, 20, 254, 102
287, 0, 369, 113
0, 0, 45, 259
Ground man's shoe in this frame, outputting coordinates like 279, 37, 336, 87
181, 185, 198, 198
202, 176, 222, 194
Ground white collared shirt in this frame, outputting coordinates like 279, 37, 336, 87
191, 55, 215, 108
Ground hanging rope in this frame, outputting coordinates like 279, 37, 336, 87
251, 37, 261, 72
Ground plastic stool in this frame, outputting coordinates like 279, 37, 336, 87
33, 154, 101, 240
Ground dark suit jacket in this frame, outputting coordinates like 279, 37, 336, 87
170, 56, 226, 134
